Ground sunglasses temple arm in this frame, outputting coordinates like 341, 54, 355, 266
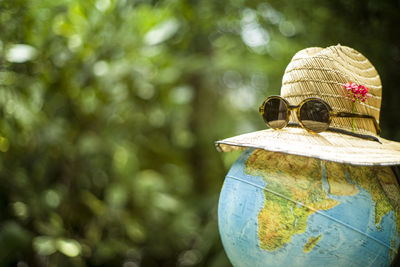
331, 112, 381, 135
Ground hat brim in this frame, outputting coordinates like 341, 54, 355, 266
215, 128, 400, 166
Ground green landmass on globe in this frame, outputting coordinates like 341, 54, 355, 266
244, 149, 400, 253
303, 235, 322, 253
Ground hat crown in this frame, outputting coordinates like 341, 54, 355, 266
280, 45, 382, 136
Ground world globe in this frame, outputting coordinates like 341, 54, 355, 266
218, 149, 400, 267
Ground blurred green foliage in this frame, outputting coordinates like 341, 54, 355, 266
0, 0, 399, 266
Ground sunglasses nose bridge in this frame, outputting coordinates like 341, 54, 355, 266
287, 105, 300, 123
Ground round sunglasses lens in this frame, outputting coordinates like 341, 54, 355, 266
299, 100, 330, 132
263, 98, 288, 129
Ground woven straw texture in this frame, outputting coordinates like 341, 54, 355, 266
216, 45, 400, 166
281, 45, 381, 136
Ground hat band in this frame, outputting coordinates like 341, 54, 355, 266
287, 122, 381, 143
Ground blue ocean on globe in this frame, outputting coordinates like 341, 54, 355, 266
218, 149, 400, 267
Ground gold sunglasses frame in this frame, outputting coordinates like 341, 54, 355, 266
259, 96, 381, 134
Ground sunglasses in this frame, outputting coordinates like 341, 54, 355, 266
259, 96, 381, 134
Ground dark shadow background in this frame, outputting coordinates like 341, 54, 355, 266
0, 0, 399, 266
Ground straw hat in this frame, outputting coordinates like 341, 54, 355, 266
215, 45, 400, 166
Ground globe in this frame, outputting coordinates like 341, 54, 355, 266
218, 149, 400, 267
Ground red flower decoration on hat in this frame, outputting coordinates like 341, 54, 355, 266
344, 82, 372, 133
344, 82, 371, 103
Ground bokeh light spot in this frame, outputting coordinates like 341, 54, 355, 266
33, 236, 56, 256
6, 44, 37, 63
56, 238, 82, 257
145, 19, 180, 46
0, 136, 9, 152
45, 190, 61, 208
